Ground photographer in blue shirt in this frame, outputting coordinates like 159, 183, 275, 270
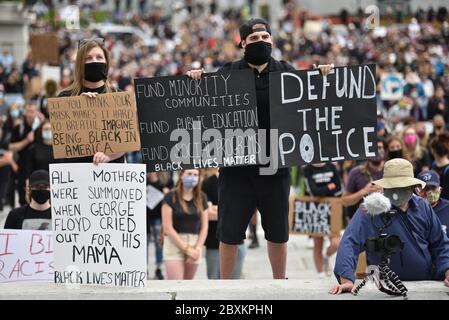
329, 159, 449, 294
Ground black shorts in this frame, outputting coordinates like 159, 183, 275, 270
217, 173, 290, 245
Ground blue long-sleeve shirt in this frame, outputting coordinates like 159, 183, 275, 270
434, 198, 449, 237
334, 195, 449, 283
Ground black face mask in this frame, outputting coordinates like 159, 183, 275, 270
244, 41, 272, 66
84, 62, 107, 82
389, 149, 403, 159
31, 189, 50, 204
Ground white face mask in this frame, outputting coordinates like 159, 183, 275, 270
32, 116, 41, 131
42, 130, 52, 141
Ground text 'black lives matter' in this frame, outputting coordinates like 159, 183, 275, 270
134, 69, 260, 171
270, 64, 377, 167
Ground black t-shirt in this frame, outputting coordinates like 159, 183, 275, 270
4, 205, 52, 230
303, 163, 342, 197
412, 148, 431, 177
218, 58, 295, 177
26, 142, 54, 178
163, 190, 207, 234
56, 85, 125, 164
201, 174, 219, 249
10, 120, 33, 173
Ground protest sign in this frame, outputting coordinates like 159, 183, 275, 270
30, 33, 59, 64
4, 93, 25, 106
48, 91, 141, 159
135, 69, 259, 172
50, 163, 147, 288
270, 64, 378, 168
42, 65, 61, 85
146, 185, 164, 210
381, 72, 403, 101
26, 76, 42, 99
289, 196, 343, 236
0, 229, 53, 283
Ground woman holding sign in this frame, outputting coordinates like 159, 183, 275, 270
57, 38, 125, 164
161, 169, 209, 280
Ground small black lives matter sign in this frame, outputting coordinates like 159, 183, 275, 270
270, 64, 377, 167
290, 196, 342, 236
134, 69, 259, 172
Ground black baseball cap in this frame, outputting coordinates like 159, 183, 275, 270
239, 18, 272, 48
29, 170, 50, 187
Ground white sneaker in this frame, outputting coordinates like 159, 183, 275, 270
317, 272, 325, 279
307, 237, 314, 249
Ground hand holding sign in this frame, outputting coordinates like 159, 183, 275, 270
186, 68, 205, 80
80, 92, 99, 99
313, 63, 335, 76
92, 152, 114, 164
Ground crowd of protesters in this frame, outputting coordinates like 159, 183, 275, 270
1, 1, 449, 283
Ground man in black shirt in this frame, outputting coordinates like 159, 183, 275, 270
188, 18, 333, 279
9, 102, 43, 205
4, 169, 51, 230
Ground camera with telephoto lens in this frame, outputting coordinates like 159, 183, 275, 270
365, 234, 404, 255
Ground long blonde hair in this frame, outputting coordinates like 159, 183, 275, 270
402, 126, 423, 162
64, 40, 114, 96
173, 170, 204, 215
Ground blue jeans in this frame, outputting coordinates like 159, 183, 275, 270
147, 217, 163, 266
206, 244, 246, 279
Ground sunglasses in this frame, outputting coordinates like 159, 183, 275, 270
78, 37, 105, 48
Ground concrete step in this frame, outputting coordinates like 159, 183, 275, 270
0, 279, 447, 300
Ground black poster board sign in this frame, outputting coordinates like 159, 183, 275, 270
270, 64, 378, 168
135, 69, 260, 171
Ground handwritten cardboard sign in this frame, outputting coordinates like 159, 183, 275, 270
30, 33, 59, 65
289, 196, 342, 236
48, 92, 141, 159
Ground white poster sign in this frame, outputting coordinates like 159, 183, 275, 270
0, 229, 54, 283
50, 163, 147, 287
381, 73, 404, 101
146, 185, 164, 210
42, 65, 61, 85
